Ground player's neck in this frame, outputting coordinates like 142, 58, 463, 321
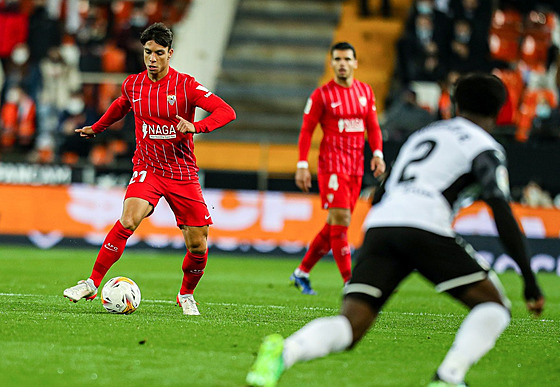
334, 77, 353, 88
459, 113, 496, 133
148, 67, 170, 82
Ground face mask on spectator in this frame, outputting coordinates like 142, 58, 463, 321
535, 102, 552, 119
67, 98, 85, 115
416, 27, 433, 41
416, 1, 433, 14
130, 15, 148, 27
60, 44, 80, 66
12, 46, 30, 65
455, 32, 471, 44
6, 88, 20, 103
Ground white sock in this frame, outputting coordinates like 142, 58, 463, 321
437, 302, 510, 384
283, 315, 353, 369
294, 268, 309, 278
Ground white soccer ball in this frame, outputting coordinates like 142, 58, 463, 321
101, 276, 141, 314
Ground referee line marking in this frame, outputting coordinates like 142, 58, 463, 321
0, 292, 554, 322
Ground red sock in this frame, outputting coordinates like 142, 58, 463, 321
299, 223, 331, 273
180, 250, 208, 294
90, 220, 133, 287
330, 225, 352, 283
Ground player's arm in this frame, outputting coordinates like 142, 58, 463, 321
185, 81, 236, 133
77, 87, 132, 138
296, 91, 322, 193
365, 92, 385, 178
473, 150, 544, 316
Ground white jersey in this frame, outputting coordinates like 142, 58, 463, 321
364, 117, 508, 236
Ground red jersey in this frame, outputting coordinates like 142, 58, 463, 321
298, 79, 383, 176
92, 67, 236, 181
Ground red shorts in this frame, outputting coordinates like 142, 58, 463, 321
317, 173, 362, 212
124, 165, 212, 227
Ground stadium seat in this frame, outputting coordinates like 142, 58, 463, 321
493, 68, 524, 125
102, 41, 126, 73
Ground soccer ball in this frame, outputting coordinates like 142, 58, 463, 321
101, 277, 141, 314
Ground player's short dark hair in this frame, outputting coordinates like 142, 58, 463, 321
331, 42, 357, 59
140, 22, 173, 49
454, 73, 506, 117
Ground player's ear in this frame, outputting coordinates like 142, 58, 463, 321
168, 48, 173, 60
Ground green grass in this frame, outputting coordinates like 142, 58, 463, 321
0, 246, 558, 386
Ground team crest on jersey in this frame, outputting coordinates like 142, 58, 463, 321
359, 96, 367, 107
167, 95, 176, 106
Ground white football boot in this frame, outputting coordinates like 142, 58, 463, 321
63, 279, 98, 302
176, 294, 200, 315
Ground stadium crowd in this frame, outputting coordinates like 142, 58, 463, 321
0, 0, 559, 204
0, 0, 190, 165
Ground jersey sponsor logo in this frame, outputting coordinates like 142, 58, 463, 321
338, 118, 365, 133
330, 101, 342, 108
196, 85, 213, 98
167, 94, 176, 106
358, 96, 367, 107
142, 122, 177, 139
304, 98, 312, 114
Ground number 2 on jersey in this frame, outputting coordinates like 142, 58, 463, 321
129, 170, 147, 184
398, 140, 437, 183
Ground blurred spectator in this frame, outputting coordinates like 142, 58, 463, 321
451, 0, 492, 43
0, 0, 29, 61
0, 84, 36, 150
47, 0, 81, 34
397, 13, 447, 84
381, 88, 435, 141
2, 43, 42, 103
27, 0, 62, 65
437, 70, 460, 119
76, 4, 108, 72
447, 19, 490, 72
115, 4, 149, 73
529, 94, 560, 141
521, 180, 553, 208
40, 46, 81, 111
57, 91, 94, 165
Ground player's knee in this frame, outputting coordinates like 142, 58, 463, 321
119, 216, 139, 231
187, 240, 207, 255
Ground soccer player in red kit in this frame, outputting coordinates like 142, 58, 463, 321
63, 23, 236, 315
290, 42, 385, 295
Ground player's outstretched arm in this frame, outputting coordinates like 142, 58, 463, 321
75, 126, 96, 139
485, 197, 545, 316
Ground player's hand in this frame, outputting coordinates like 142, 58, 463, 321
295, 168, 312, 193
371, 156, 386, 178
75, 126, 96, 139
176, 115, 196, 133
526, 295, 545, 317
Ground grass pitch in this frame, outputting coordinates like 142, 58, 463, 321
0, 246, 558, 386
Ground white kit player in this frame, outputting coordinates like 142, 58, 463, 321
247, 73, 545, 387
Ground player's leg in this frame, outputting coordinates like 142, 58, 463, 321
432, 278, 510, 386
247, 228, 407, 387
165, 179, 212, 315
291, 222, 331, 290
63, 198, 153, 302
411, 232, 512, 386
327, 207, 352, 283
